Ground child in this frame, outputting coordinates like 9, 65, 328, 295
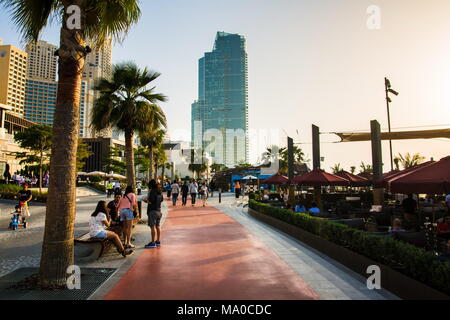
10, 205, 25, 229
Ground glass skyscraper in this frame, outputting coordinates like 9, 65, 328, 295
192, 32, 249, 167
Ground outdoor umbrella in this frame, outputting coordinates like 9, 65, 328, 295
357, 172, 373, 181
335, 170, 370, 187
261, 173, 289, 185
87, 171, 107, 177
374, 161, 435, 189
77, 172, 87, 176
390, 156, 450, 194
291, 169, 350, 187
242, 175, 258, 180
111, 174, 126, 180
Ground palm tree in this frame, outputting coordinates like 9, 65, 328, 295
360, 162, 373, 174
350, 166, 357, 174
153, 144, 168, 180
91, 62, 167, 191
189, 149, 208, 179
2, 0, 141, 287
140, 128, 167, 180
331, 163, 343, 174
396, 152, 425, 169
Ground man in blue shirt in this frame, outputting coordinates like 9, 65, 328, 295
308, 203, 321, 216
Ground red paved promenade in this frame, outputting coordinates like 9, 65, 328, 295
105, 202, 320, 300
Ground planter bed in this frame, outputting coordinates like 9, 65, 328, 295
248, 200, 450, 300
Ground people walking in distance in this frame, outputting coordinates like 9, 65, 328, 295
136, 181, 142, 196
189, 179, 198, 207
114, 181, 122, 195
90, 201, 133, 257
144, 179, 164, 249
118, 186, 138, 249
234, 181, 241, 199
166, 180, 172, 199
171, 180, 180, 206
107, 181, 114, 198
181, 181, 189, 206
200, 183, 208, 207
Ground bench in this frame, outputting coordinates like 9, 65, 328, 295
74, 232, 115, 262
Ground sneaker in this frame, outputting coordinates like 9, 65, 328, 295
155, 241, 161, 247
145, 242, 157, 249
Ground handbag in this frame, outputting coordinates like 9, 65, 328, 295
125, 194, 138, 218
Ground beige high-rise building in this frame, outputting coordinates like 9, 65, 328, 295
25, 40, 58, 81
83, 38, 112, 80
0, 40, 28, 116
82, 38, 113, 138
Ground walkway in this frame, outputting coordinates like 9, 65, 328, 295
103, 194, 398, 300
105, 199, 319, 300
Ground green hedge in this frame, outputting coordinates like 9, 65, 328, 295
249, 200, 450, 296
78, 182, 106, 193
0, 184, 47, 203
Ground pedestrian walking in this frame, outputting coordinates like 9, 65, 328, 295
171, 180, 180, 206
166, 180, 172, 199
189, 180, 198, 207
114, 181, 121, 195
137, 181, 142, 196
234, 181, 241, 199
107, 181, 114, 198
145, 179, 164, 249
181, 181, 189, 206
118, 186, 138, 249
200, 183, 208, 207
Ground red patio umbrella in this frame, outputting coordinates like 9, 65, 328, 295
357, 172, 373, 181
261, 173, 289, 185
374, 161, 435, 189
335, 171, 370, 187
390, 156, 450, 194
292, 169, 350, 187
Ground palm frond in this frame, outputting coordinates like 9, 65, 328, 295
2, 0, 60, 43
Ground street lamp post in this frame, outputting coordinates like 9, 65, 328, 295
384, 77, 399, 172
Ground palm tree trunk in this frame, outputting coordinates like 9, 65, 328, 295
39, 7, 86, 287
125, 130, 136, 192
148, 148, 154, 181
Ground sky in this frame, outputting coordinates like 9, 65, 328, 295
0, 0, 449, 172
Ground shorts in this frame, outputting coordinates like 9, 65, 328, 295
120, 208, 135, 222
148, 210, 162, 227
93, 231, 107, 239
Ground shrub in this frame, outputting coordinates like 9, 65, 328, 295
0, 184, 47, 203
249, 200, 450, 295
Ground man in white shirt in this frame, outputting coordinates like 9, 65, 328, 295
189, 181, 198, 207
171, 181, 180, 206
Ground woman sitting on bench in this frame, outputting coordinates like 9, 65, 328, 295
90, 201, 133, 257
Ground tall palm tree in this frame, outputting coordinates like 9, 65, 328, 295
396, 152, 425, 169
188, 149, 208, 179
2, 0, 141, 287
331, 163, 343, 174
153, 144, 166, 179
91, 62, 167, 191
140, 128, 166, 180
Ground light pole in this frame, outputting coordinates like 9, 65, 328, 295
384, 77, 399, 172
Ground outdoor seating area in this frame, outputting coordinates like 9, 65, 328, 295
249, 156, 450, 258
